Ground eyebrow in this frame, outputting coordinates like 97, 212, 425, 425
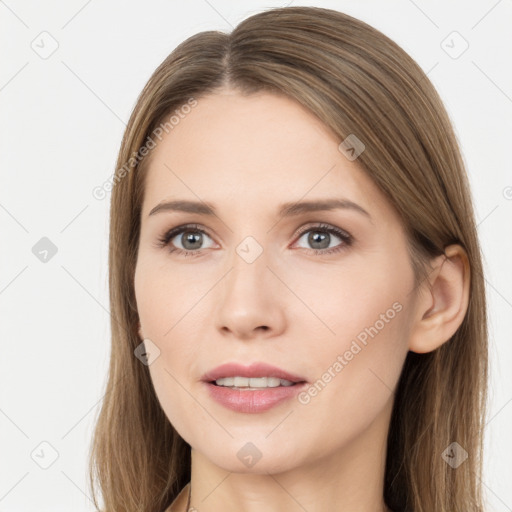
148, 198, 371, 219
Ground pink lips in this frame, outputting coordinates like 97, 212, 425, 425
201, 362, 308, 414
201, 362, 306, 383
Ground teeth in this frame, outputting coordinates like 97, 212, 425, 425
214, 376, 295, 388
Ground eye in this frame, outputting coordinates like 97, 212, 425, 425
156, 223, 215, 257
155, 222, 353, 257
293, 223, 353, 255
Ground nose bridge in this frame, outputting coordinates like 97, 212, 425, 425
226, 233, 270, 296
214, 232, 286, 338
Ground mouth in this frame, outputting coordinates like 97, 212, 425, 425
201, 361, 307, 386
210, 376, 305, 389
201, 362, 308, 413
203, 379, 308, 413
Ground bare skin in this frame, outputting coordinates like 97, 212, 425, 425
135, 89, 470, 512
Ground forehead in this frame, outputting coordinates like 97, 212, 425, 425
141, 91, 387, 219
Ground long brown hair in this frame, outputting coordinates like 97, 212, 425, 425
88, 6, 488, 511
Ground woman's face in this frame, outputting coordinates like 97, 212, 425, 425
134, 89, 417, 474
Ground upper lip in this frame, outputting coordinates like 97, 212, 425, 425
202, 362, 307, 383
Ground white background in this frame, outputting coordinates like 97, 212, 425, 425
1, 1, 511, 510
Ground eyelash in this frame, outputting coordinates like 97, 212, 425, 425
155, 222, 353, 258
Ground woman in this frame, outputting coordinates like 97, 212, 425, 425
89, 6, 488, 511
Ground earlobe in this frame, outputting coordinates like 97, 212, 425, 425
408, 244, 470, 354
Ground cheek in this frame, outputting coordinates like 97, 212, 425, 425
292, 304, 410, 462
289, 252, 412, 402
134, 256, 209, 340
134, 259, 212, 438
280, 251, 412, 354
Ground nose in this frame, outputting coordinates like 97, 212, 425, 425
214, 242, 286, 341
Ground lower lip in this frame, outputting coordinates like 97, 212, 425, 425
204, 381, 307, 413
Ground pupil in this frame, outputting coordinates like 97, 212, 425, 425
183, 232, 202, 250
309, 231, 329, 249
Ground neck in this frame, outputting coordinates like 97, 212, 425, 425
187, 396, 393, 512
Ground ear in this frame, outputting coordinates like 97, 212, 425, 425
408, 244, 470, 354
137, 321, 144, 340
